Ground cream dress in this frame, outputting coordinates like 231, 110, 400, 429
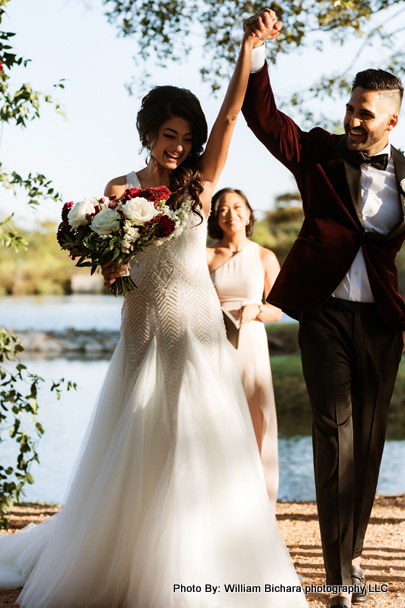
0, 174, 307, 607
210, 242, 279, 507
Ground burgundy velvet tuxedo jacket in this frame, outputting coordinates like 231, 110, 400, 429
242, 64, 405, 332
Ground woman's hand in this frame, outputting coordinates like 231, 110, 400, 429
101, 261, 130, 287
243, 9, 283, 43
241, 303, 262, 326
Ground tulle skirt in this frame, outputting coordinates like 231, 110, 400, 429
0, 331, 307, 607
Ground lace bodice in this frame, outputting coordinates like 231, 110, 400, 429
121, 171, 224, 429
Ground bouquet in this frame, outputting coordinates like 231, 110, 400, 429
57, 186, 190, 296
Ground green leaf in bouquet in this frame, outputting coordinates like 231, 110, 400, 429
76, 255, 87, 266
75, 257, 92, 268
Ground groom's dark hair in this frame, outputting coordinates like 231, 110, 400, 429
352, 69, 403, 111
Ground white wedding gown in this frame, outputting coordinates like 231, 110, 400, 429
0, 173, 308, 607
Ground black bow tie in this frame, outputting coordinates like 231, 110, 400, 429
349, 150, 389, 171
338, 137, 389, 171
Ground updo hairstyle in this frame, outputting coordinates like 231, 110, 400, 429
208, 188, 256, 240
136, 86, 208, 219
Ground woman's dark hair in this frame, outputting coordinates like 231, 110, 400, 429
208, 188, 256, 240
136, 85, 208, 219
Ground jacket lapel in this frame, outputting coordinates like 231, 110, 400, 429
343, 160, 364, 229
338, 135, 364, 228
392, 145, 405, 215
386, 145, 405, 239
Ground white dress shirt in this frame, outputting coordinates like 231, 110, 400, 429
250, 45, 266, 73
248, 48, 403, 303
332, 144, 402, 302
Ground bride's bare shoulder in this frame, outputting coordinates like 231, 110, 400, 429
104, 174, 127, 198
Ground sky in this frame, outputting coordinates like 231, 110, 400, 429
3, 0, 405, 230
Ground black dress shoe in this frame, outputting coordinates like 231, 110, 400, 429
351, 565, 370, 604
326, 597, 351, 608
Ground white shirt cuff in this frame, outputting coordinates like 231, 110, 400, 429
250, 44, 266, 73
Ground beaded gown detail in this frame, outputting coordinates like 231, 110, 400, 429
0, 173, 307, 607
210, 241, 279, 507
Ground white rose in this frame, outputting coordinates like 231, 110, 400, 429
91, 209, 121, 237
121, 237, 133, 253
125, 226, 140, 242
120, 198, 156, 225
68, 197, 97, 228
400, 178, 405, 194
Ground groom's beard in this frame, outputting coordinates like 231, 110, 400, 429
344, 124, 386, 152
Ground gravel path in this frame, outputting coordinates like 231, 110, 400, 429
1, 496, 404, 607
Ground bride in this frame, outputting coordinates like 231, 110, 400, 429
0, 14, 308, 608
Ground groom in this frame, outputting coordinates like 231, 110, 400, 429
242, 9, 405, 608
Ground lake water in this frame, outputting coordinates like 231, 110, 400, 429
0, 295, 125, 332
0, 296, 403, 503
1, 356, 404, 504
0, 294, 297, 332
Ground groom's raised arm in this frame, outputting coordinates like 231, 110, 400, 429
242, 12, 311, 177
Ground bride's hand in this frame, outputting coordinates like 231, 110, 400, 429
243, 9, 283, 44
101, 261, 130, 287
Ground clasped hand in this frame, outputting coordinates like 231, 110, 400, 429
243, 8, 283, 43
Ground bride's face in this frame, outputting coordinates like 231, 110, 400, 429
217, 193, 250, 236
149, 117, 194, 171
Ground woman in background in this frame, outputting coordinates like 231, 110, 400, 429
207, 187, 282, 507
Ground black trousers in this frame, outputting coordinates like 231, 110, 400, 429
299, 298, 403, 585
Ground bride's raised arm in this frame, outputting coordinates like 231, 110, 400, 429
199, 10, 282, 216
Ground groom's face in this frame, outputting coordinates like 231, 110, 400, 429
343, 87, 399, 156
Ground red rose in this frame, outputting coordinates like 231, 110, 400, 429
124, 186, 171, 202
154, 214, 175, 238
0, 61, 3, 72
62, 201, 74, 223
56, 223, 71, 247
147, 186, 171, 202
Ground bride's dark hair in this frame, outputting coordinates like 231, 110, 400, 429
136, 86, 208, 219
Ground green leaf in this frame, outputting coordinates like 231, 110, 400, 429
24, 472, 34, 484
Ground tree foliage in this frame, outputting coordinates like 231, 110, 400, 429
103, 0, 405, 125
252, 201, 304, 263
0, 0, 75, 528
0, 220, 77, 296
0, 328, 76, 527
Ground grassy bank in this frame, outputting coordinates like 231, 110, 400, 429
267, 324, 405, 439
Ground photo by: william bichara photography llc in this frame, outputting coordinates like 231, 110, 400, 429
172, 582, 391, 596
